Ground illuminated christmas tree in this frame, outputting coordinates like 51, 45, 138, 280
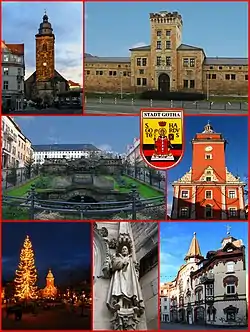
14, 235, 38, 300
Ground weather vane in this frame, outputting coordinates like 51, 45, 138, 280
226, 224, 231, 235
44, 9, 47, 15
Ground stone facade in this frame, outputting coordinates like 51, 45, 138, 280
93, 221, 158, 330
36, 35, 55, 82
85, 11, 248, 95
160, 231, 247, 327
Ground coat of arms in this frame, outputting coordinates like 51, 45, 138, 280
140, 109, 184, 170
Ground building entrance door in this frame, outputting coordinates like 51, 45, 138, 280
158, 73, 170, 92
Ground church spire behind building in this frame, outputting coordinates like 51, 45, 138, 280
185, 232, 203, 261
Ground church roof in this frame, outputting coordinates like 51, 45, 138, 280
25, 70, 68, 83
185, 232, 203, 260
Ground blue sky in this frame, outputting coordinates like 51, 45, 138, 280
14, 116, 139, 153
2, 1, 83, 83
85, 2, 247, 57
160, 221, 248, 283
166, 116, 248, 214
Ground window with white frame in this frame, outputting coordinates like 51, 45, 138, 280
228, 190, 236, 199
226, 283, 236, 295
205, 190, 212, 199
205, 154, 212, 160
181, 190, 189, 198
180, 207, 189, 217
229, 207, 237, 217
226, 261, 234, 273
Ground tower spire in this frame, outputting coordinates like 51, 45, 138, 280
202, 121, 214, 133
185, 232, 203, 261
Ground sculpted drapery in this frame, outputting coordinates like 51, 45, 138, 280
106, 245, 145, 315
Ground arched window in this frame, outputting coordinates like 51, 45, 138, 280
205, 204, 213, 218
42, 43, 47, 51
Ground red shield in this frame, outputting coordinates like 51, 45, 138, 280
140, 108, 184, 170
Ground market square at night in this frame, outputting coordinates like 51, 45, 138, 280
2, 222, 92, 330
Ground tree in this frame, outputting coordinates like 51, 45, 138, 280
14, 235, 38, 300
24, 157, 35, 179
6, 166, 17, 187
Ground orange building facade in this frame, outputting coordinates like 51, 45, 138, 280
42, 269, 57, 299
171, 122, 246, 220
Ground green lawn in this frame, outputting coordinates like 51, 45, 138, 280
106, 175, 163, 198
5, 177, 39, 197
209, 96, 247, 102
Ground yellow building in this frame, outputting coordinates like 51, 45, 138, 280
2, 116, 33, 169
85, 11, 248, 96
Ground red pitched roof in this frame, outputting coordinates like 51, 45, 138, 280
5, 43, 24, 55
68, 80, 80, 87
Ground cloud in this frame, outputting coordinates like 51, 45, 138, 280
130, 42, 147, 49
166, 203, 172, 215
97, 144, 113, 152
14, 116, 35, 122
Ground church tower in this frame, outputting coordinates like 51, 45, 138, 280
35, 11, 55, 82
171, 122, 246, 220
185, 232, 203, 263
43, 269, 57, 298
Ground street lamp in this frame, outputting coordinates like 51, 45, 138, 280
120, 71, 123, 99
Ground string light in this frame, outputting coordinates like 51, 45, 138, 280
14, 235, 38, 300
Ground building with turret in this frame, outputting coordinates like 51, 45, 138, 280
85, 11, 248, 96
42, 269, 57, 299
25, 12, 69, 104
171, 122, 246, 220
160, 230, 247, 327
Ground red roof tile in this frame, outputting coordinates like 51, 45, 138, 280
5, 43, 24, 55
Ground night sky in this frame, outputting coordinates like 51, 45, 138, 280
2, 222, 91, 287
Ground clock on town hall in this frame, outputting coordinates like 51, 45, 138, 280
205, 146, 213, 152
25, 12, 69, 105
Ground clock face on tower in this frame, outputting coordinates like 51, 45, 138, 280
205, 146, 213, 152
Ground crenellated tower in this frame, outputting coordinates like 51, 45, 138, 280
150, 11, 183, 92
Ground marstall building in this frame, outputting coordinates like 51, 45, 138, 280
85, 11, 248, 96
160, 230, 247, 327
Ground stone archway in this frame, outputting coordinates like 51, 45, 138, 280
158, 73, 170, 92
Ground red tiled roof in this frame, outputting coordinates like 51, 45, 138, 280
5, 43, 24, 55
68, 80, 80, 87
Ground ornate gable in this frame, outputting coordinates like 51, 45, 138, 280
173, 168, 192, 184
199, 166, 219, 182
226, 168, 244, 184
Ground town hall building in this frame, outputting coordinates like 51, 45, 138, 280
85, 11, 248, 96
160, 229, 247, 327
171, 122, 246, 220
25, 12, 69, 104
